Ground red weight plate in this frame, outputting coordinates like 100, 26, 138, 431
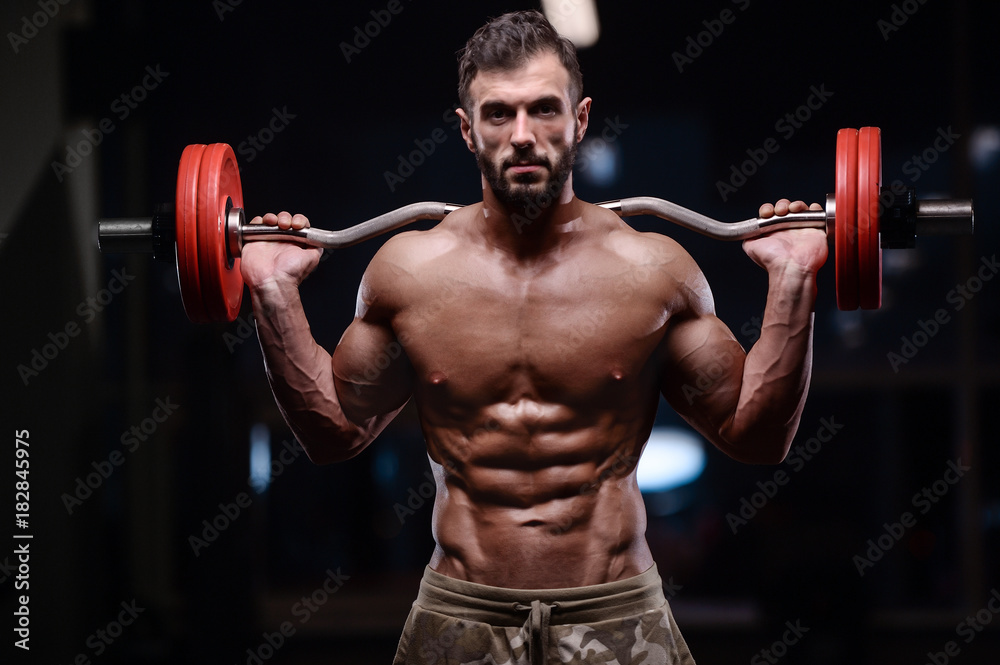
835, 128, 860, 311
196, 143, 245, 323
175, 144, 210, 323
857, 127, 882, 310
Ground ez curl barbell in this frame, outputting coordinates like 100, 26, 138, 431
98, 127, 974, 322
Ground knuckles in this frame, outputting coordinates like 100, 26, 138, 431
758, 199, 822, 219
247, 211, 310, 230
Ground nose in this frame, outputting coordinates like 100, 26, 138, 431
510, 110, 535, 149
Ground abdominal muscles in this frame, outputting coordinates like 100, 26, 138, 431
423, 395, 656, 589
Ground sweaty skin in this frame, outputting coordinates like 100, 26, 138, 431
241, 52, 827, 590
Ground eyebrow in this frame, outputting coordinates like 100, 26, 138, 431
479, 95, 566, 115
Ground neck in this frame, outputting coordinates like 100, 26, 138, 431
477, 177, 582, 261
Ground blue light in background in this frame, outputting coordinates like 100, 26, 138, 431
636, 427, 706, 494
577, 136, 622, 188
249, 423, 271, 494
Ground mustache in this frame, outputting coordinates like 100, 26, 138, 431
503, 152, 552, 170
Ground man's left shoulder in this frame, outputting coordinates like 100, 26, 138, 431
580, 202, 690, 266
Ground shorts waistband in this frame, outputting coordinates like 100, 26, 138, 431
415, 564, 666, 627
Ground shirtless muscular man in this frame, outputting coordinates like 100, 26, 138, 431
240, 10, 826, 665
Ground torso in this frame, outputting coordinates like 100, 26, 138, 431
379, 201, 691, 589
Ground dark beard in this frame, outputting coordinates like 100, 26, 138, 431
476, 141, 577, 214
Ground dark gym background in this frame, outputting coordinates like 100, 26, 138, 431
2, 1, 998, 663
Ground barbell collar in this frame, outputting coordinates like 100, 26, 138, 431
226, 204, 244, 265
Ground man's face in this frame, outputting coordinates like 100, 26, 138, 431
458, 51, 590, 213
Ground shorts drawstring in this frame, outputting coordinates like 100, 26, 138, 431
514, 600, 559, 665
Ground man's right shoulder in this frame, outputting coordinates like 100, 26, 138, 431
362, 206, 469, 292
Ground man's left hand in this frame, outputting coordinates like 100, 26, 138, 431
743, 199, 828, 276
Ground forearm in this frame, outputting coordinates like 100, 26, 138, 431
722, 265, 816, 461
250, 279, 373, 463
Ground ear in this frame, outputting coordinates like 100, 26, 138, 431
575, 97, 592, 144
455, 107, 477, 153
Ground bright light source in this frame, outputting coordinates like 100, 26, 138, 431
541, 0, 600, 48
970, 125, 1000, 170
249, 423, 271, 494
577, 136, 621, 187
636, 427, 706, 493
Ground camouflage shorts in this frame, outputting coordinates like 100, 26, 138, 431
392, 564, 695, 665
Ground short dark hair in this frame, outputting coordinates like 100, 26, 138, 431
457, 10, 583, 115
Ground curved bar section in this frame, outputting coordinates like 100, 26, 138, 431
599, 197, 827, 241
239, 201, 464, 250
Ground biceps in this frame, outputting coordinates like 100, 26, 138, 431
332, 317, 414, 423
660, 315, 746, 436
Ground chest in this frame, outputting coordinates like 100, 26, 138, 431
393, 257, 673, 406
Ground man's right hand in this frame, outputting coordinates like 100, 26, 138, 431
240, 211, 323, 289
